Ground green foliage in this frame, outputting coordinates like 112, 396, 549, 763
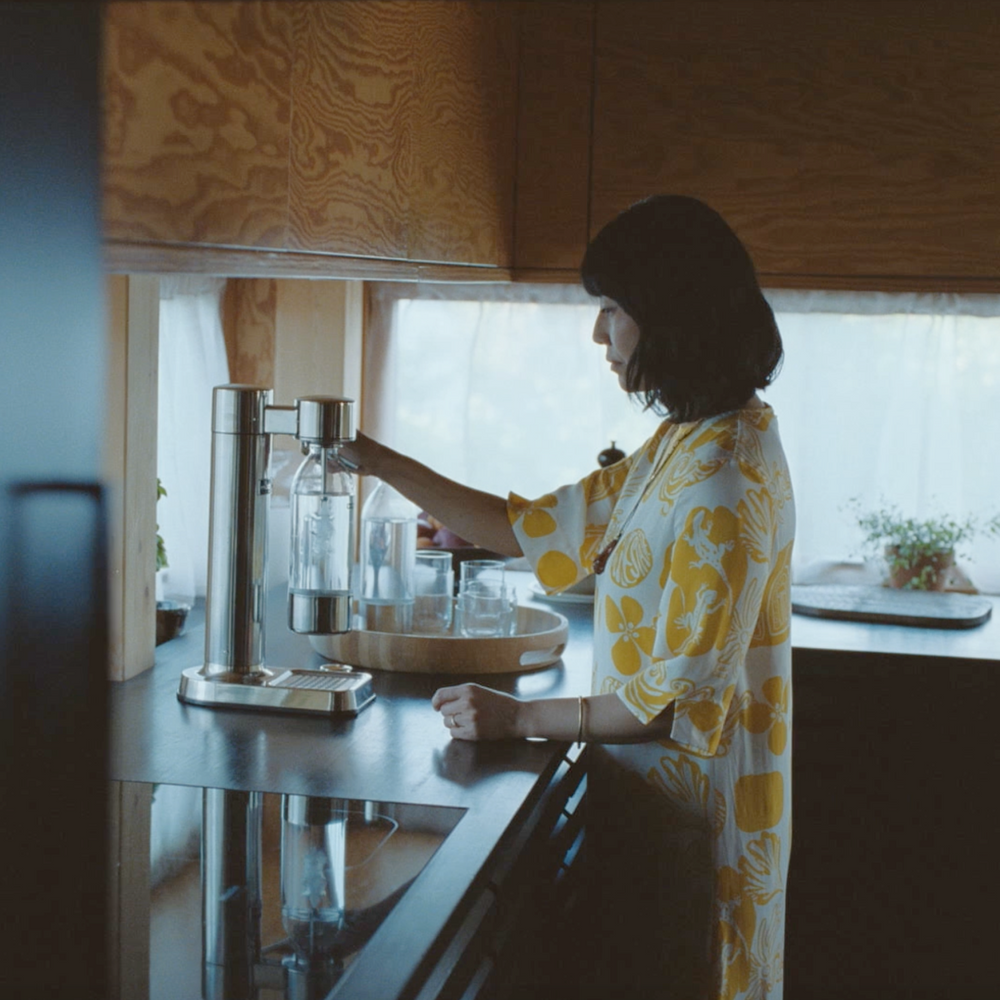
848, 498, 1000, 590
156, 478, 168, 572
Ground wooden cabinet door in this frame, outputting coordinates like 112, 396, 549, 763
103, 1, 294, 250
590, 0, 1000, 285
287, 1, 517, 266
103, 1, 518, 271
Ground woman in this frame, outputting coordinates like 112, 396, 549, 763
338, 195, 793, 1000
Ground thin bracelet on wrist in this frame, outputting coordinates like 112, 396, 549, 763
576, 695, 587, 744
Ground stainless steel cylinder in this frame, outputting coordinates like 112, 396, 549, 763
203, 386, 272, 677
288, 591, 352, 634
295, 396, 355, 446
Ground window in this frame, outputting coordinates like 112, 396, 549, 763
156, 275, 230, 602
366, 285, 1000, 594
364, 283, 662, 501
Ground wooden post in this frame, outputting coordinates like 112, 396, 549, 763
105, 274, 160, 680
107, 781, 152, 1000
273, 278, 364, 405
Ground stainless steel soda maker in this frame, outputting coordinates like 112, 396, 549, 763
177, 385, 374, 715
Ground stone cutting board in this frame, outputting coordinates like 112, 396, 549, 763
791, 585, 993, 629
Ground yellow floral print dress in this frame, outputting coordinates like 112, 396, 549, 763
508, 404, 794, 1000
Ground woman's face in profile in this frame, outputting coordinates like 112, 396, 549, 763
593, 296, 640, 391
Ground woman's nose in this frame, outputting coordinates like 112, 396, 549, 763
592, 317, 609, 345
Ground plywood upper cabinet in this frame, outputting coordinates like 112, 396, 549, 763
103, 1, 517, 271
589, 0, 1000, 286
287, 1, 516, 265
103, 2, 294, 250
103, 1, 1000, 287
512, 1, 594, 275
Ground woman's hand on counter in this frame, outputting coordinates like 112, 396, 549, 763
431, 684, 676, 744
432, 683, 526, 741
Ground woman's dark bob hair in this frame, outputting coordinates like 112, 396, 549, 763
581, 195, 783, 422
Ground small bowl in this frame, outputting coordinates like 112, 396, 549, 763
156, 600, 191, 645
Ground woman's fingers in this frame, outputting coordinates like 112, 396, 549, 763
432, 684, 520, 742
334, 432, 382, 475
431, 684, 467, 712
432, 684, 470, 739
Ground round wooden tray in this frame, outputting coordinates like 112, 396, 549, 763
309, 605, 569, 674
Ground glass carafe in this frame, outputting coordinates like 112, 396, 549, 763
358, 480, 418, 632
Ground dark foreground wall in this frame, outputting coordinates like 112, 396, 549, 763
0, 5, 109, 997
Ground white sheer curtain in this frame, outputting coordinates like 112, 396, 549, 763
762, 291, 1000, 594
367, 284, 662, 501
368, 285, 1000, 594
156, 275, 230, 602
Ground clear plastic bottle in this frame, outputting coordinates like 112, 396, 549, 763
359, 480, 418, 632
288, 445, 355, 634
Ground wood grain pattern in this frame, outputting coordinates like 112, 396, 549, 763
103, 240, 516, 281
221, 277, 276, 386
104, 276, 129, 681
311, 605, 569, 675
514, 0, 594, 271
273, 279, 364, 405
287, 1, 518, 265
107, 782, 152, 1000
285, 1, 412, 259
102, 0, 1000, 286
590, 0, 1000, 283
406, 0, 517, 265
102, 1, 293, 248
103, 1, 518, 270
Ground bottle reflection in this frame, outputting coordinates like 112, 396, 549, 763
280, 796, 348, 970
195, 789, 425, 1000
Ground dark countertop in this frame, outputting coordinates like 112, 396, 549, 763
113, 576, 996, 797
109, 571, 594, 1000
109, 569, 997, 998
110, 573, 594, 798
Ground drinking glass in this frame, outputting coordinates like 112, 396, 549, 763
412, 550, 455, 634
458, 559, 507, 638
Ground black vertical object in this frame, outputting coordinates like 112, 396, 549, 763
0, 4, 109, 998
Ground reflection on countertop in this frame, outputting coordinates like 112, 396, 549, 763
138, 782, 464, 1000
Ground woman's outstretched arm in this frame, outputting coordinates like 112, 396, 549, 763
337, 432, 522, 558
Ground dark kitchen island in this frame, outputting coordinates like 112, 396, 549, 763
109, 573, 592, 1000
110, 573, 1000, 1000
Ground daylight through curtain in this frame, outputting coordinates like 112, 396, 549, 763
156, 275, 229, 601
369, 286, 1000, 594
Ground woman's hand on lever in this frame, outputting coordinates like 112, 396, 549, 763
335, 432, 522, 558
432, 684, 525, 741
432, 684, 676, 744
334, 431, 382, 476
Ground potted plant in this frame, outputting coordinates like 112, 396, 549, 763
850, 499, 1000, 592
156, 477, 168, 575
155, 478, 190, 644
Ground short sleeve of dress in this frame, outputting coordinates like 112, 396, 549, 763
507, 424, 672, 593
617, 453, 784, 757
507, 463, 629, 593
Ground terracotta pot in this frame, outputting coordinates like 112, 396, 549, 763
884, 546, 956, 591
